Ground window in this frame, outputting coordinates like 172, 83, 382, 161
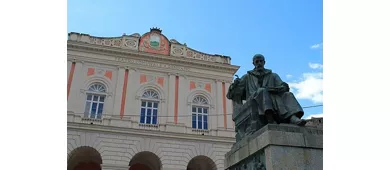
191, 96, 209, 130
84, 83, 106, 119
140, 89, 159, 125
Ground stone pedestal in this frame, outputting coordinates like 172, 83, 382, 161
225, 124, 323, 170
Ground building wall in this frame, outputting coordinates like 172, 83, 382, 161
67, 128, 232, 170
67, 29, 239, 170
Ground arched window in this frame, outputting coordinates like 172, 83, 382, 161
140, 89, 159, 125
191, 95, 209, 130
84, 83, 106, 119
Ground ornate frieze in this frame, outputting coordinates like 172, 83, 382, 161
170, 43, 231, 64
68, 32, 139, 51
115, 57, 190, 72
68, 28, 232, 64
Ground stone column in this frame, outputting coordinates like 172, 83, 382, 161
216, 80, 224, 128
167, 73, 176, 123
67, 60, 72, 80
224, 82, 233, 129
112, 66, 125, 116
177, 74, 187, 125
67, 60, 84, 114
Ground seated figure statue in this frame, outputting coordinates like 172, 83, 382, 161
227, 54, 306, 132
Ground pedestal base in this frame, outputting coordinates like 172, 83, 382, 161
225, 124, 323, 170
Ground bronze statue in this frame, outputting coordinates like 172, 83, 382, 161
227, 54, 306, 131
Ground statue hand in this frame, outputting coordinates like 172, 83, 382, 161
232, 78, 240, 87
266, 87, 280, 94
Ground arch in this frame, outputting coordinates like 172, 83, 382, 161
83, 76, 113, 94
142, 89, 160, 100
88, 82, 107, 93
68, 146, 102, 170
192, 95, 209, 105
187, 155, 217, 170
136, 83, 166, 102
129, 151, 162, 170
187, 89, 213, 107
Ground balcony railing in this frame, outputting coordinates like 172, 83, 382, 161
67, 112, 235, 138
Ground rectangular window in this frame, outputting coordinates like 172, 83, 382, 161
97, 103, 103, 119
146, 109, 152, 124
85, 94, 105, 119
152, 109, 158, 124
140, 108, 146, 123
192, 114, 197, 128
91, 103, 97, 118
198, 114, 202, 129
140, 101, 159, 125
192, 106, 209, 130
203, 115, 208, 130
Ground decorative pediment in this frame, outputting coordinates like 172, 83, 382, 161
138, 28, 170, 56
68, 28, 232, 64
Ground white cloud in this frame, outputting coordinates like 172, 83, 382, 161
304, 113, 323, 119
286, 74, 293, 79
308, 62, 323, 69
310, 43, 322, 49
288, 72, 323, 104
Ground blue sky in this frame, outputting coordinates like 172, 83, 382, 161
68, 0, 323, 119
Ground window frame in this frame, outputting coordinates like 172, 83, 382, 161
84, 83, 107, 119
191, 95, 209, 130
139, 89, 160, 125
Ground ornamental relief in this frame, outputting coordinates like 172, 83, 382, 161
122, 37, 139, 50
171, 45, 185, 56
170, 44, 220, 63
69, 32, 231, 64
140, 74, 164, 87
189, 81, 212, 93
139, 31, 170, 56
125, 39, 137, 48
86, 67, 113, 80
89, 37, 122, 48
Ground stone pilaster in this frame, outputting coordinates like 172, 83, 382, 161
216, 80, 224, 128
224, 82, 233, 129
68, 60, 84, 113
112, 66, 126, 116
167, 73, 176, 123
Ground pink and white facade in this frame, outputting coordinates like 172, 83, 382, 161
67, 28, 240, 170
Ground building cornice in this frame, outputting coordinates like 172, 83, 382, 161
67, 122, 236, 144
67, 41, 240, 75
68, 54, 235, 82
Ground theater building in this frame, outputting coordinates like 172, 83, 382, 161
67, 28, 239, 170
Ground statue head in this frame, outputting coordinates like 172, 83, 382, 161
252, 54, 265, 69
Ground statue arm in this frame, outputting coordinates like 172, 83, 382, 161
226, 75, 247, 103
268, 73, 290, 93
